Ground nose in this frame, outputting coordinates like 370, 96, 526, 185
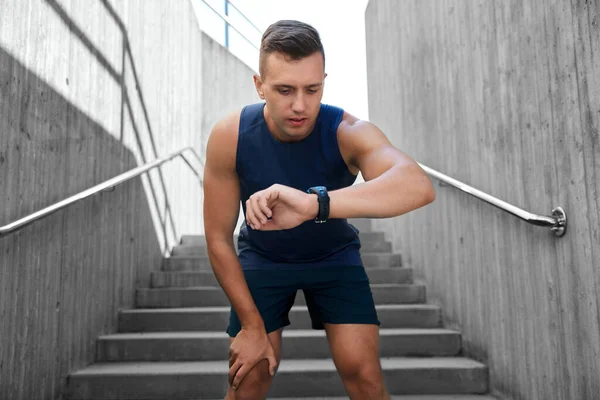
291, 92, 306, 114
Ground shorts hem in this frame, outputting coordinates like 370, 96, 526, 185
311, 319, 381, 330
226, 320, 291, 338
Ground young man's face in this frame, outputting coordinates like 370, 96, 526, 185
254, 51, 326, 142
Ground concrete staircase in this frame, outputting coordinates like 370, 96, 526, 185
65, 219, 496, 399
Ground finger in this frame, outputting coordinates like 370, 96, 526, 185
228, 348, 237, 366
231, 363, 252, 390
228, 360, 242, 386
248, 196, 268, 227
245, 198, 260, 229
267, 354, 279, 376
257, 196, 273, 220
252, 195, 269, 224
259, 220, 278, 231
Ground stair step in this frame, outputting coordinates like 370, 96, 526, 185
172, 238, 392, 256
151, 267, 413, 288
163, 253, 402, 271
181, 232, 387, 246
178, 232, 385, 247
66, 358, 487, 399
270, 396, 497, 400
96, 328, 461, 362
348, 217, 372, 232
180, 234, 239, 245
118, 304, 442, 332
180, 220, 374, 247
135, 284, 426, 308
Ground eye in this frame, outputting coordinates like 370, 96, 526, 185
278, 89, 290, 95
307, 89, 318, 94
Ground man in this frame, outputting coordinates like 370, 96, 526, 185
203, 20, 435, 400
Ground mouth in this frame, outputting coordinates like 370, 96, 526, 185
288, 117, 307, 127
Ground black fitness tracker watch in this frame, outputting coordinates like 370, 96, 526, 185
307, 186, 330, 223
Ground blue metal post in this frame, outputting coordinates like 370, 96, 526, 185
224, 0, 230, 48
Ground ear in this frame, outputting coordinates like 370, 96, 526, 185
253, 74, 265, 100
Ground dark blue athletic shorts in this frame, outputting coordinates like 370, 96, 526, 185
226, 265, 380, 337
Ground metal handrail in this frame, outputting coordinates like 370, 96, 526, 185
226, 0, 263, 36
1, 148, 565, 237
200, 0, 260, 50
419, 163, 567, 237
0, 147, 203, 237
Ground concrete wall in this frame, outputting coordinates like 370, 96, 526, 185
365, 1, 599, 399
0, 1, 257, 399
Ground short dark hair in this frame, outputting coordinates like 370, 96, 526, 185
259, 20, 325, 77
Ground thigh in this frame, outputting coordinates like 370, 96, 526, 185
227, 269, 298, 337
324, 323, 382, 379
302, 265, 380, 329
226, 328, 283, 400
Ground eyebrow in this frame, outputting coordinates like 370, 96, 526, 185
273, 83, 323, 89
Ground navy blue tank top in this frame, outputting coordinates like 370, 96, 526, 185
236, 102, 363, 270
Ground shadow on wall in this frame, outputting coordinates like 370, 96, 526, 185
43, 0, 180, 251
0, 42, 162, 400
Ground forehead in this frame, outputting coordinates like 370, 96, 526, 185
262, 51, 325, 85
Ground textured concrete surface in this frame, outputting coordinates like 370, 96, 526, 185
150, 266, 414, 288
117, 304, 442, 332
95, 328, 461, 361
65, 225, 494, 398
134, 283, 426, 307
162, 252, 403, 271
0, 1, 257, 399
66, 358, 488, 398
271, 396, 497, 400
366, 1, 600, 399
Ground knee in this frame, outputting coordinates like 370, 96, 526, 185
338, 361, 386, 396
227, 359, 272, 400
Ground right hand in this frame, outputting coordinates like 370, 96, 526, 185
245, 184, 318, 231
228, 327, 279, 390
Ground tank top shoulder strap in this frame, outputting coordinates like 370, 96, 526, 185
319, 103, 345, 132
239, 103, 265, 134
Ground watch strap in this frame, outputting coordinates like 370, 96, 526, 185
307, 186, 330, 223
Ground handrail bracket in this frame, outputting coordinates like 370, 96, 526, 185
551, 207, 567, 237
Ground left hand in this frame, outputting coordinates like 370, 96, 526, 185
245, 184, 318, 231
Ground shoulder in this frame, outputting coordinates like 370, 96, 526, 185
208, 109, 241, 147
337, 111, 385, 146
336, 111, 391, 168
206, 109, 242, 170
319, 103, 344, 125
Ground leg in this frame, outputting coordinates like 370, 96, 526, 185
325, 323, 390, 400
225, 328, 283, 400
224, 269, 299, 400
301, 265, 387, 399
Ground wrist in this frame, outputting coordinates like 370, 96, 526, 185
307, 193, 319, 221
241, 320, 265, 332
239, 310, 265, 331
306, 186, 330, 223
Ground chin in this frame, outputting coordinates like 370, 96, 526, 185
285, 128, 311, 138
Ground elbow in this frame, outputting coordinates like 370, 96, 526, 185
205, 233, 236, 260
408, 174, 436, 213
423, 180, 436, 205
409, 167, 436, 209
388, 176, 436, 218
386, 166, 437, 217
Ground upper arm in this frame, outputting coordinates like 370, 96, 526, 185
337, 112, 420, 181
203, 111, 242, 246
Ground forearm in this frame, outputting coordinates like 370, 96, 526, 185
328, 163, 435, 219
207, 240, 263, 329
